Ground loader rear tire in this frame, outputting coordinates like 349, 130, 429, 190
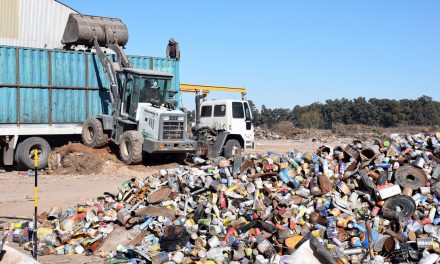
223, 139, 242, 159
17, 137, 51, 169
119, 131, 144, 165
82, 117, 107, 148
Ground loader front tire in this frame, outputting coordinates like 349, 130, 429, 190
119, 131, 144, 165
82, 117, 107, 148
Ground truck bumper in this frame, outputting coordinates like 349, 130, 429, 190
245, 140, 254, 149
143, 139, 198, 154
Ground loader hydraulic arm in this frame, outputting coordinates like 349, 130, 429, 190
108, 43, 132, 68
62, 13, 131, 117
93, 37, 121, 116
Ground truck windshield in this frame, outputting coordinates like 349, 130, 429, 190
137, 76, 169, 105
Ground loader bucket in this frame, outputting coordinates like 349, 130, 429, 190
62, 13, 129, 47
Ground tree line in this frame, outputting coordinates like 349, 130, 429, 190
248, 96, 440, 129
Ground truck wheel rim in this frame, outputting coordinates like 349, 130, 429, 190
85, 126, 95, 142
232, 145, 238, 156
122, 139, 131, 157
29, 145, 43, 160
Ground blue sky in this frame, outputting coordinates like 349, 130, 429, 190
62, 0, 440, 109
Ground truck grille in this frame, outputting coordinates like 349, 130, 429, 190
162, 120, 184, 140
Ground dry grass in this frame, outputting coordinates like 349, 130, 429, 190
260, 122, 438, 141
273, 121, 301, 138
271, 121, 334, 140
332, 123, 439, 138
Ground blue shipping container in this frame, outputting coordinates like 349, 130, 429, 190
0, 45, 180, 124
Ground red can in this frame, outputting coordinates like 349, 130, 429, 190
219, 192, 227, 209
224, 227, 235, 242
420, 218, 432, 225
371, 206, 380, 217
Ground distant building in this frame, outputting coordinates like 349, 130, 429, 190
0, 0, 78, 49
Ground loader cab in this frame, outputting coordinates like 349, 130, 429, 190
199, 99, 255, 149
120, 68, 173, 120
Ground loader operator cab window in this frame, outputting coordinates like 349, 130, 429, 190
122, 74, 171, 119
139, 77, 169, 107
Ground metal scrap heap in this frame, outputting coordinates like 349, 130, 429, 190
5, 132, 440, 264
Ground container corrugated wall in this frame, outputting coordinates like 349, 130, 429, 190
0, 45, 180, 125
0, 0, 78, 49
0, 47, 17, 123
19, 48, 50, 123
52, 51, 87, 123
87, 53, 112, 118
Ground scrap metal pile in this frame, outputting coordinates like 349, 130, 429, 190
4, 132, 440, 264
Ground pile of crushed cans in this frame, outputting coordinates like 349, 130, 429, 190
3, 132, 440, 264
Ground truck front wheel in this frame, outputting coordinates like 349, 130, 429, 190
82, 117, 108, 148
17, 137, 51, 169
223, 139, 242, 159
119, 131, 144, 165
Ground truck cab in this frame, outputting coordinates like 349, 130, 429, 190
199, 99, 255, 150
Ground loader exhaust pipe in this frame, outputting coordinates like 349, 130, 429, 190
62, 13, 129, 47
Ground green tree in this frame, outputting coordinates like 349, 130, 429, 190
260, 105, 275, 126
252, 95, 440, 128
298, 111, 324, 129
248, 100, 261, 126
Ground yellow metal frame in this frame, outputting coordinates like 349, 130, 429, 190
180, 83, 246, 95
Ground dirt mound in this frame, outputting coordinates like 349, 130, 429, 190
254, 127, 282, 140
53, 143, 119, 161
48, 143, 123, 175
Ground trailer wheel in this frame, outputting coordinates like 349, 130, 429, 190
223, 139, 242, 159
14, 142, 23, 166
17, 137, 51, 169
82, 117, 107, 148
119, 131, 143, 165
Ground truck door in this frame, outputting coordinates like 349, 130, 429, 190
231, 101, 254, 148
231, 102, 245, 133
243, 102, 253, 131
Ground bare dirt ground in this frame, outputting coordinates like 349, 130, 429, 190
0, 138, 352, 263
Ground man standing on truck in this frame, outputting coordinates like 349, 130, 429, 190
166, 38, 180, 60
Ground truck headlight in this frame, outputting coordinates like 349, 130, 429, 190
178, 116, 184, 121
163, 116, 170, 121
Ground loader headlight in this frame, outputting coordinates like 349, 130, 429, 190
163, 116, 170, 121
178, 116, 185, 121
